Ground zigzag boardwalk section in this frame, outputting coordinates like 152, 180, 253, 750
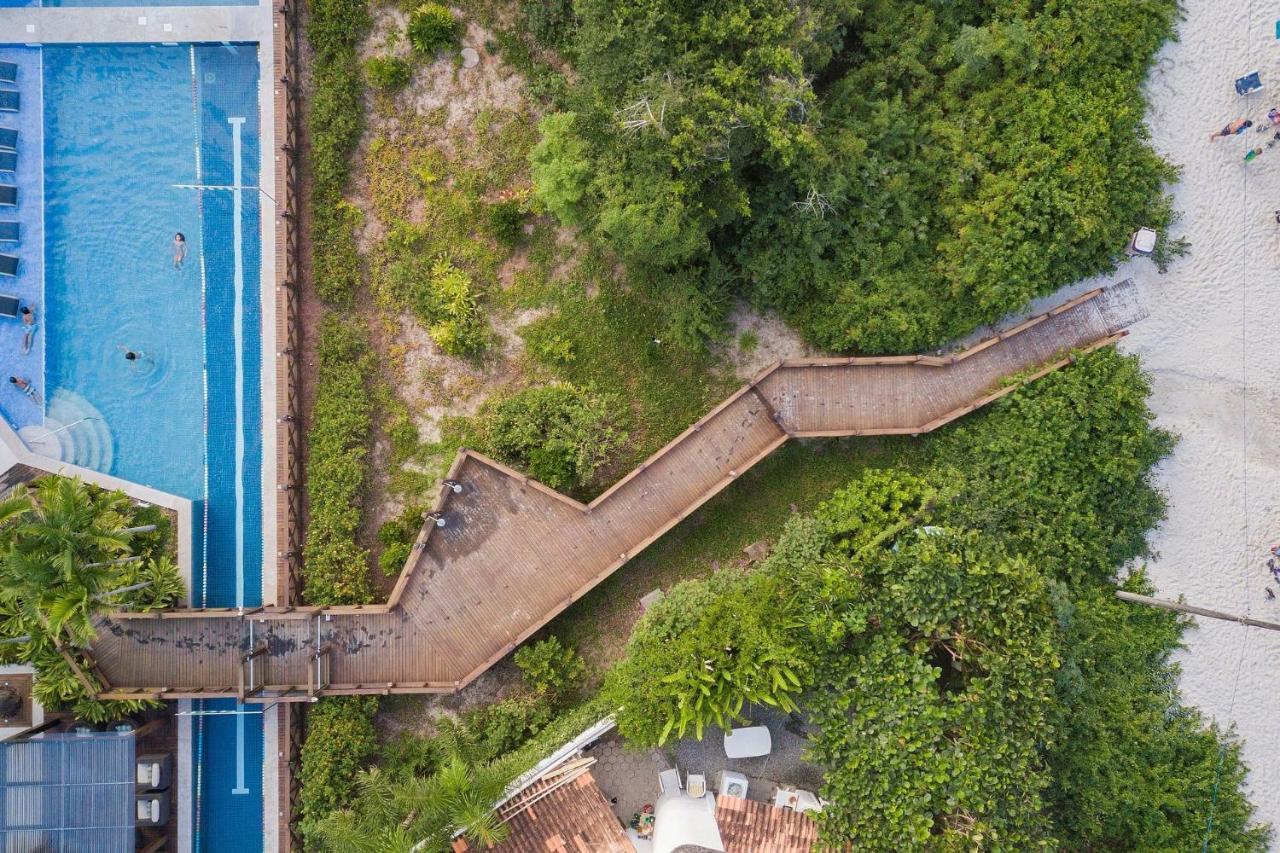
89, 284, 1145, 702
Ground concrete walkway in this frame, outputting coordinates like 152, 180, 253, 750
0, 4, 272, 44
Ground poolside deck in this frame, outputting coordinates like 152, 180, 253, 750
89, 282, 1147, 701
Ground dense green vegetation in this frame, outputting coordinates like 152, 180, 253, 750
460, 382, 627, 494
0, 477, 184, 722
301, 638, 595, 851
605, 351, 1269, 850
528, 0, 1182, 351
302, 317, 377, 605
306, 0, 370, 307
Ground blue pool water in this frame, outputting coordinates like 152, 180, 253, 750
0, 0, 254, 8
37, 44, 265, 852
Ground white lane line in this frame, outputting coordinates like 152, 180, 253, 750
230, 116, 245, 612
234, 705, 249, 795
232, 115, 247, 797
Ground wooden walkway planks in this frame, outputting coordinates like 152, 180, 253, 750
88, 283, 1144, 701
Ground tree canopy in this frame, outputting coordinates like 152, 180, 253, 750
529, 0, 1181, 352
602, 350, 1270, 850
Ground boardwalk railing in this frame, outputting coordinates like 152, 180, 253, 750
87, 282, 1146, 702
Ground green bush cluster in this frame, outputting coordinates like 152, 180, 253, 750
376, 502, 425, 578
299, 696, 379, 835
514, 636, 585, 696
408, 3, 459, 56
529, 0, 1181, 353
306, 0, 371, 307
471, 382, 627, 493
302, 318, 376, 605
604, 351, 1269, 849
423, 258, 488, 357
364, 55, 411, 91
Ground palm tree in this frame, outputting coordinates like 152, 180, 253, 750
308, 750, 517, 852
0, 477, 138, 645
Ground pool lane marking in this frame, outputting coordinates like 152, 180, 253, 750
231, 116, 246, 614
230, 115, 251, 798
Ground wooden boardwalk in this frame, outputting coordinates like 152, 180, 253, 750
89, 284, 1146, 702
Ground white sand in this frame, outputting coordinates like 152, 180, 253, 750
1017, 0, 1280, 836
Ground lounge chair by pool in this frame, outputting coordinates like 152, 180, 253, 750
0, 63, 14, 85
0, 254, 16, 276
0, 293, 17, 318
0, 129, 14, 151
0, 186, 14, 206
0, 152, 13, 174
0, 92, 17, 113
0, 222, 16, 243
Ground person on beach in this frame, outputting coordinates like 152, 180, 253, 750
19, 306, 35, 355
8, 376, 38, 403
1210, 118, 1252, 140
1269, 108, 1280, 126
1274, 209, 1280, 225
172, 232, 186, 268
1245, 147, 1263, 162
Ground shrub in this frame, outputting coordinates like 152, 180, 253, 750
523, 0, 576, 53
377, 503, 425, 578
408, 3, 459, 56
459, 694, 555, 762
515, 636, 585, 696
302, 318, 375, 605
299, 696, 379, 833
476, 383, 626, 492
486, 197, 527, 245
424, 258, 488, 356
364, 55, 411, 90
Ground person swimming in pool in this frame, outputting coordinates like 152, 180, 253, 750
19, 306, 36, 356
118, 345, 149, 363
173, 232, 186, 268
8, 376, 39, 404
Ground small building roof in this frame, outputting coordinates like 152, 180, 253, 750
455, 770, 632, 853
713, 794, 821, 853
0, 731, 137, 852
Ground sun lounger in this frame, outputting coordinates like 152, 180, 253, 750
1236, 71, 1263, 96
0, 63, 14, 85
0, 152, 13, 174
0, 129, 15, 152
0, 222, 16, 243
0, 294, 17, 318
0, 255, 16, 276
0, 92, 16, 113
0, 186, 14, 206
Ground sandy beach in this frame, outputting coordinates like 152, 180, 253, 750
1015, 0, 1280, 836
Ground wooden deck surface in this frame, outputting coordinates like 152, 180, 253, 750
89, 283, 1145, 701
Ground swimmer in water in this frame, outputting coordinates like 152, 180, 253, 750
8, 376, 39, 404
19, 306, 36, 355
118, 345, 148, 363
173, 232, 186, 268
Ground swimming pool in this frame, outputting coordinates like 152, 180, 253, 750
29, 43, 265, 852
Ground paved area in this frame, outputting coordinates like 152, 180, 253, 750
0, 5, 272, 44
588, 708, 824, 826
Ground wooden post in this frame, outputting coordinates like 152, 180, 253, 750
1115, 590, 1280, 632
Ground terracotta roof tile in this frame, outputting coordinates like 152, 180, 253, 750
714, 794, 821, 853
456, 771, 632, 853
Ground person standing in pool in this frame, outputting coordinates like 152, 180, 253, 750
173, 232, 187, 268
19, 306, 36, 355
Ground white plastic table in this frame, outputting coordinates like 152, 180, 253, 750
723, 725, 772, 758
